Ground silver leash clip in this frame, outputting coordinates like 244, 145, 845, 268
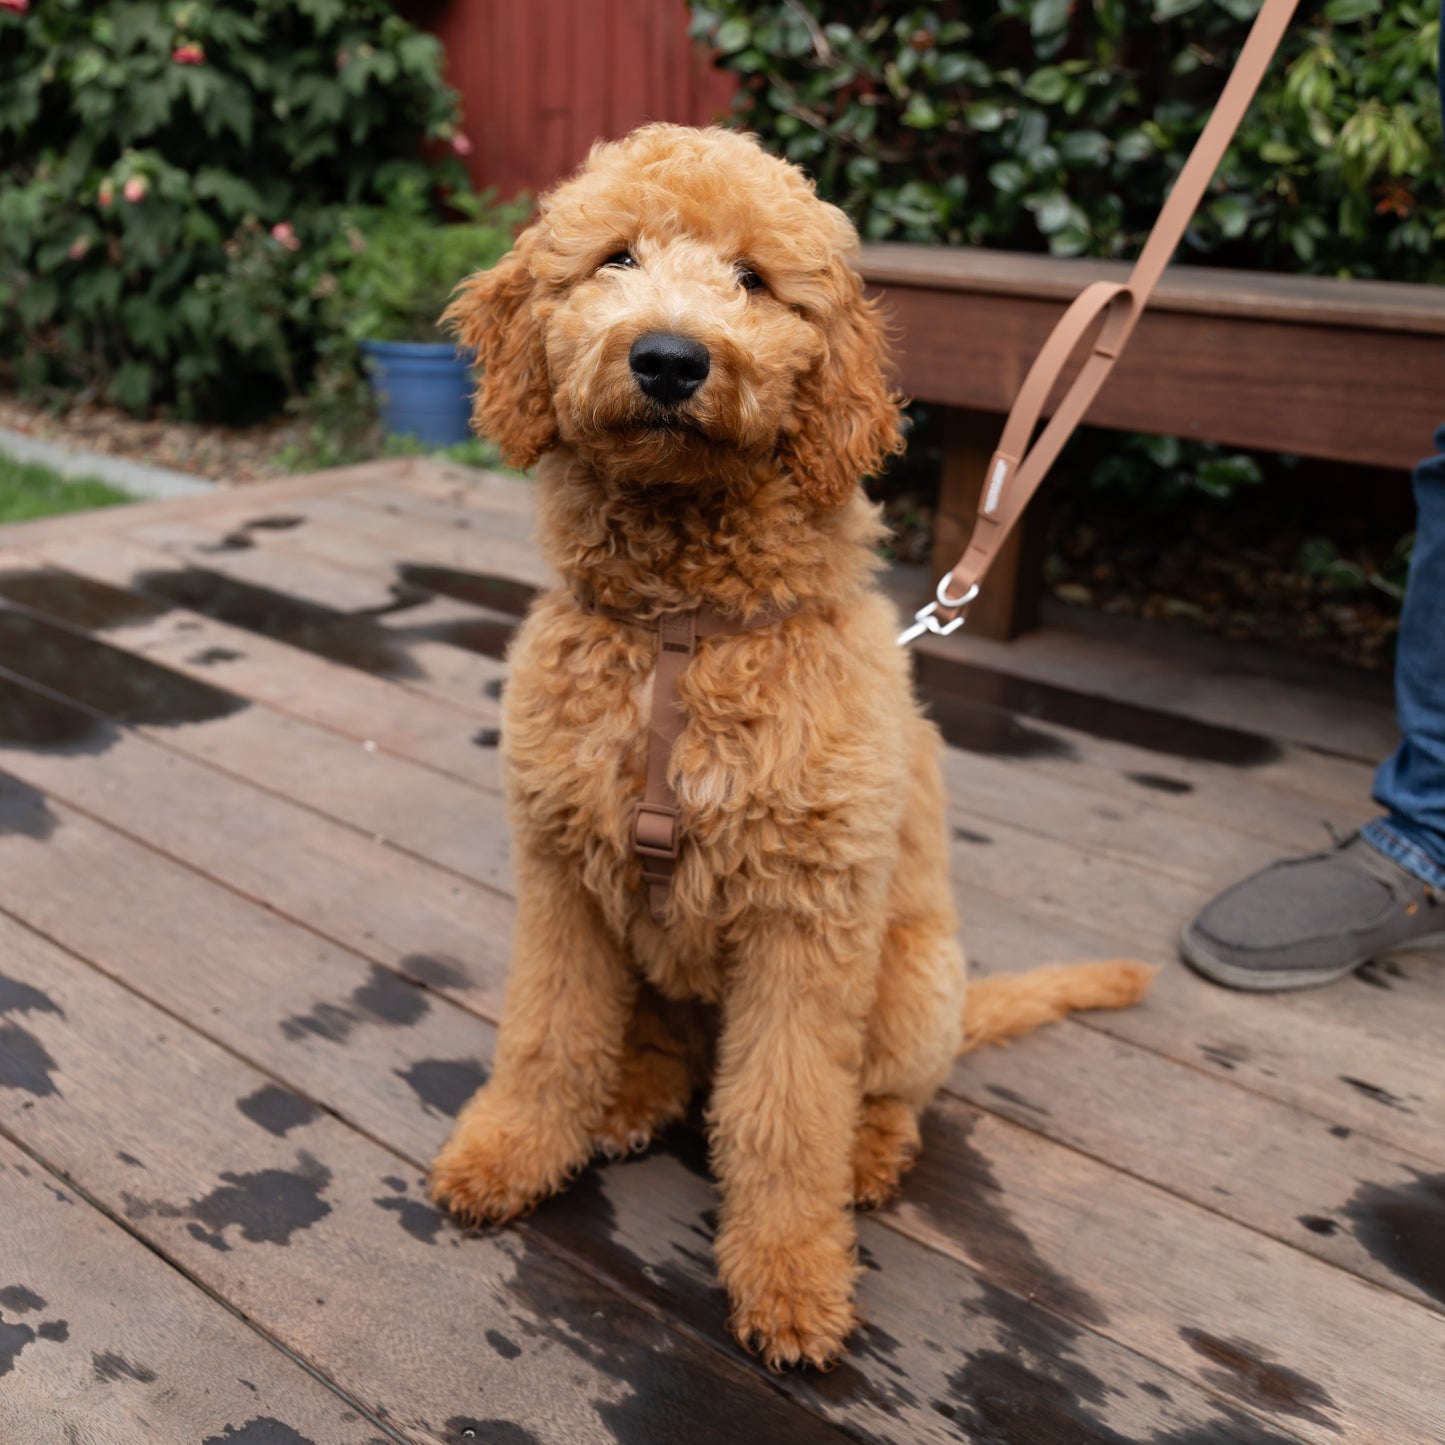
897, 574, 980, 647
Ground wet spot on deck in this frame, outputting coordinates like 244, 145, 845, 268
1343, 1170, 1445, 1307
201, 532, 256, 553
0, 568, 169, 632
1299, 1214, 1339, 1236
1124, 771, 1195, 795
914, 1112, 1106, 1325
473, 727, 501, 748
395, 1058, 489, 1118
36, 1320, 67, 1342
123, 1152, 332, 1252
280, 965, 430, 1044
374, 1194, 445, 1245
0, 1286, 44, 1313
0, 612, 247, 739
913, 653, 1282, 766
0, 1023, 60, 1097
400, 617, 516, 662
444, 1421, 540, 1445
396, 564, 538, 619
1329, 1125, 1352, 1139
1339, 1077, 1414, 1113
0, 777, 59, 842
237, 1084, 319, 1138
983, 1084, 1050, 1116
117, 1151, 145, 1168
1180, 1328, 1341, 1432
952, 826, 992, 845
381, 1175, 407, 1193
129, 567, 421, 680
188, 646, 244, 666
486, 1328, 522, 1360
201, 1419, 321, 1445
0, 973, 62, 1020
484, 678, 506, 701
243, 515, 306, 531
0, 1318, 35, 1377
93, 1350, 158, 1383
919, 691, 1077, 760
1200, 1042, 1250, 1072
400, 953, 470, 989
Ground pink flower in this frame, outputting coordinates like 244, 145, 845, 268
270, 221, 301, 252
97, 180, 115, 209
68, 237, 90, 261
451, 132, 473, 157
0, 1, 30, 15
172, 44, 205, 64
123, 176, 148, 203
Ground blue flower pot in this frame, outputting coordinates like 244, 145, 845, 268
360, 339, 475, 446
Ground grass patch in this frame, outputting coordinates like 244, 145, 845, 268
0, 452, 132, 524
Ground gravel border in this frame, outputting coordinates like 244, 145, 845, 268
0, 424, 214, 500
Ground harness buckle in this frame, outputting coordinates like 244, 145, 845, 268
634, 805, 681, 870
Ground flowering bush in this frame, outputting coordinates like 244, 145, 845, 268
0, 0, 472, 419
691, 0, 1443, 280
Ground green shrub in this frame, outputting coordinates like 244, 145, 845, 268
690, 0, 1442, 280
0, 0, 472, 420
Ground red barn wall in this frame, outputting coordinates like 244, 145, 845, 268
405, 0, 739, 203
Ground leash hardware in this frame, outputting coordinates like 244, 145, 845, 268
897, 576, 980, 648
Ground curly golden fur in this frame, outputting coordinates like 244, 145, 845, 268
430, 124, 1153, 1370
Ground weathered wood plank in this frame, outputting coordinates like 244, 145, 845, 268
958, 891, 1445, 1163
857, 244, 1445, 336
0, 915, 859, 1445
17, 537, 504, 791
0, 881, 1313, 1445
103, 523, 511, 712
0, 699, 515, 991
0, 1135, 388, 1445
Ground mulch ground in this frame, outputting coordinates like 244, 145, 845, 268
0, 389, 311, 483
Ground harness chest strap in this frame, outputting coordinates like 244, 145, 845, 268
578, 591, 799, 921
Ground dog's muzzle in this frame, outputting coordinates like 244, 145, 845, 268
629, 331, 710, 406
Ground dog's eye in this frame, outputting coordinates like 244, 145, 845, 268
601, 251, 636, 271
737, 266, 765, 294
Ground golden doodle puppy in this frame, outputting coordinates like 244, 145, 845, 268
430, 123, 1153, 1369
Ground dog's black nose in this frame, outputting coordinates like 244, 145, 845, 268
629, 332, 710, 406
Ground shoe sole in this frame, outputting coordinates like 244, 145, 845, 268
1180, 925, 1445, 992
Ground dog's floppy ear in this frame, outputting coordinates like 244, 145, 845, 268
779, 262, 904, 508
445, 228, 557, 467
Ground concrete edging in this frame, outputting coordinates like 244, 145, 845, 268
0, 424, 215, 501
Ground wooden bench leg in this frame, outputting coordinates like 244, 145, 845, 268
931, 406, 1048, 641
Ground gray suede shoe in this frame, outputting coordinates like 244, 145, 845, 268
1181, 832, 1445, 991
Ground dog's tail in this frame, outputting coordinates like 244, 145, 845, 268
960, 960, 1158, 1053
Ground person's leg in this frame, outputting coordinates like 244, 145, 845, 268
1179, 11, 1445, 990
1362, 427, 1445, 892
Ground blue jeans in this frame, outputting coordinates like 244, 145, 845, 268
1364, 432, 1445, 889
1359, 15, 1445, 891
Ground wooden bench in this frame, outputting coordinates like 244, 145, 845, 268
859, 243, 1445, 638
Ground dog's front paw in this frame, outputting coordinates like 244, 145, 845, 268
428, 1102, 580, 1227
719, 1230, 859, 1371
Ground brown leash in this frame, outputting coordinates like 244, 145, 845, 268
577, 591, 799, 920
899, 0, 1302, 647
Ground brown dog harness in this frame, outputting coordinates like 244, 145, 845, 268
577, 590, 799, 920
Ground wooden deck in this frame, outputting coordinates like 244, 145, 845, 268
0, 458, 1440, 1445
